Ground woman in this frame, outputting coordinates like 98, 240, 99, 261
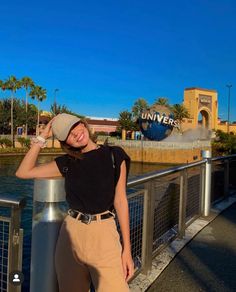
16, 113, 134, 292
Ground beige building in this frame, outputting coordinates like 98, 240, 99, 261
182, 87, 236, 134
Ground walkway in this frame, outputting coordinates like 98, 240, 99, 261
147, 202, 236, 292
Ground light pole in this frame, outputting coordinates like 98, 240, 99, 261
52, 89, 59, 149
226, 84, 232, 133
54, 89, 59, 115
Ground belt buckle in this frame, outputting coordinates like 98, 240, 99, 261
81, 213, 92, 224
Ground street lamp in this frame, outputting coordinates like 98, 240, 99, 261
54, 89, 59, 114
226, 84, 232, 133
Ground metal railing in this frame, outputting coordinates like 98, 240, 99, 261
0, 196, 26, 292
125, 153, 236, 276
1, 153, 236, 291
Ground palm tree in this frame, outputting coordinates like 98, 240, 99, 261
132, 98, 149, 120
29, 86, 47, 135
171, 104, 190, 132
4, 76, 21, 146
0, 80, 3, 97
153, 97, 170, 107
118, 110, 135, 140
21, 77, 35, 137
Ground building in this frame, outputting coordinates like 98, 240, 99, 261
39, 113, 119, 135
182, 87, 236, 134
86, 117, 119, 134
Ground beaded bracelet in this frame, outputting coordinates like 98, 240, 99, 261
30, 136, 47, 148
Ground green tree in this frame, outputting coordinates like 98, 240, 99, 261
118, 110, 134, 132
0, 80, 3, 97
212, 130, 236, 156
21, 77, 35, 137
29, 86, 47, 135
0, 99, 11, 134
171, 103, 190, 132
50, 102, 84, 118
0, 98, 38, 135
154, 97, 170, 107
131, 98, 149, 120
4, 76, 21, 146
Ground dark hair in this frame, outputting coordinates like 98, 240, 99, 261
60, 119, 96, 159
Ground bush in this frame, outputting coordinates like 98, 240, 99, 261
0, 138, 13, 148
17, 137, 31, 148
212, 130, 236, 156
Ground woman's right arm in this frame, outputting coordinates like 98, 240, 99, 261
15, 120, 62, 179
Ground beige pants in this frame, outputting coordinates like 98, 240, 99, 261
55, 214, 130, 292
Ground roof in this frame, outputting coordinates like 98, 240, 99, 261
86, 119, 119, 126
184, 87, 217, 93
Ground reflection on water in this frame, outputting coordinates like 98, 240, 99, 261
0, 154, 173, 291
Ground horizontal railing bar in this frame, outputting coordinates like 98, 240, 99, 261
127, 160, 205, 188
0, 216, 11, 223
211, 154, 236, 161
0, 195, 26, 209
127, 189, 146, 199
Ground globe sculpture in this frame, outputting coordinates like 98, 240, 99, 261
138, 105, 179, 141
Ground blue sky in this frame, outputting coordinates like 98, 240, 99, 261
1, 0, 236, 120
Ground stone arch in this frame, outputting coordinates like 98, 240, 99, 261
198, 108, 211, 129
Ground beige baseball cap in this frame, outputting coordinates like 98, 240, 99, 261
52, 113, 81, 141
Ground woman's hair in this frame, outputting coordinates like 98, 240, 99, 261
60, 119, 97, 159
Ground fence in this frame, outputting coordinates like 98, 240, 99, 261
0, 196, 26, 292
125, 154, 236, 276
0, 154, 236, 291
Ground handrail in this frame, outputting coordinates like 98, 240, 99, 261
0, 194, 26, 209
211, 154, 236, 161
127, 160, 205, 188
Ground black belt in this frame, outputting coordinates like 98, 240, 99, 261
68, 209, 114, 224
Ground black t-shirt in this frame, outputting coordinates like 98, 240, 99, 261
55, 145, 130, 214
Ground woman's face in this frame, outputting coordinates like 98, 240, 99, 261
66, 122, 90, 148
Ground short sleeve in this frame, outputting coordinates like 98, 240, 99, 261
111, 146, 130, 184
55, 155, 70, 177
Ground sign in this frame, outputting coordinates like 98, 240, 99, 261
138, 109, 179, 141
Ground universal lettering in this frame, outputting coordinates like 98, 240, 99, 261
141, 112, 180, 128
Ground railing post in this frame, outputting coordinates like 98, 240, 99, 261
202, 150, 212, 216
200, 164, 206, 214
178, 169, 187, 238
30, 178, 66, 292
224, 159, 229, 198
141, 181, 155, 275
8, 207, 24, 292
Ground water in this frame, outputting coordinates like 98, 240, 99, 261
0, 154, 171, 291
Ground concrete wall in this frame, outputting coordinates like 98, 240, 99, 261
13, 136, 211, 164
112, 140, 211, 164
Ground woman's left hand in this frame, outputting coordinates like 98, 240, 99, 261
121, 249, 134, 282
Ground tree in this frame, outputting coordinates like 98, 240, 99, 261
0, 98, 38, 135
50, 102, 84, 118
212, 130, 236, 156
171, 104, 190, 132
153, 97, 170, 107
118, 110, 134, 131
29, 86, 47, 135
131, 98, 149, 120
0, 80, 3, 97
4, 76, 21, 146
21, 77, 35, 137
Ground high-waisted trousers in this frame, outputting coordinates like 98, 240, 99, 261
55, 214, 130, 292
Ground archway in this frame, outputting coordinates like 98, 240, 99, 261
198, 109, 211, 129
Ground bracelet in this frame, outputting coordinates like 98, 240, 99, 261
30, 136, 47, 148
36, 136, 46, 143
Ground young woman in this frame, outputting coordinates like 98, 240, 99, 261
16, 113, 134, 292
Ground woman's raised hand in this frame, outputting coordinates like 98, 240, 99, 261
40, 118, 55, 140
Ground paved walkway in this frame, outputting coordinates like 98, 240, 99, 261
147, 202, 236, 292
